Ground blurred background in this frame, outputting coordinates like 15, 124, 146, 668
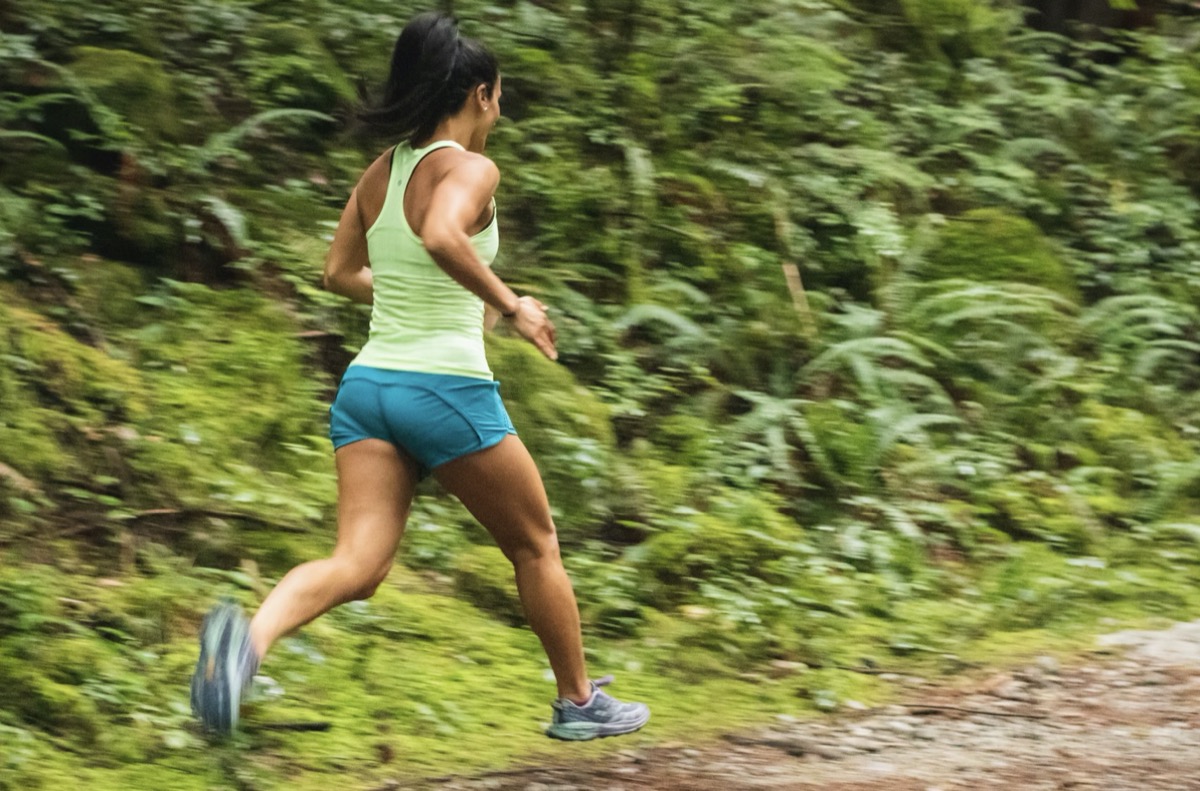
1, 0, 1199, 788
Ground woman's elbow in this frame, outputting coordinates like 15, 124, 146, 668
323, 271, 345, 295
420, 228, 458, 259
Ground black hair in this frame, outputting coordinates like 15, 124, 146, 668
359, 12, 499, 146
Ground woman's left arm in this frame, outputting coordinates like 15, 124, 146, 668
322, 188, 374, 305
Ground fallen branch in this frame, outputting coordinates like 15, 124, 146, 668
247, 721, 332, 732
127, 508, 310, 533
835, 664, 906, 676
904, 703, 1047, 720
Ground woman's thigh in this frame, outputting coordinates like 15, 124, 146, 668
432, 434, 557, 561
333, 438, 420, 565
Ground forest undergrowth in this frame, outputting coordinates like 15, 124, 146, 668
1, 0, 1199, 787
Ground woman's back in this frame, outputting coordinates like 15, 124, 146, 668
350, 141, 500, 379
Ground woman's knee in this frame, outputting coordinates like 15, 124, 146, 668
502, 522, 561, 567
333, 553, 392, 601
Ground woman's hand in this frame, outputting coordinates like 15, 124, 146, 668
507, 296, 558, 361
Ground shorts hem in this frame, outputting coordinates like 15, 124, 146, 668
331, 433, 433, 479
428, 428, 518, 472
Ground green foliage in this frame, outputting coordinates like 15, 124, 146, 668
632, 489, 809, 608
69, 47, 184, 142
240, 22, 356, 112
920, 209, 1078, 297
124, 280, 335, 521
2, 0, 1200, 782
485, 334, 616, 530
894, 0, 1018, 64
452, 545, 522, 624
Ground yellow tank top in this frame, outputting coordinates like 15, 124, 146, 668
350, 140, 500, 379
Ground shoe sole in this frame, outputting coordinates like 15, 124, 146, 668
191, 603, 247, 735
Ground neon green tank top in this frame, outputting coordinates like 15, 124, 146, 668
351, 140, 500, 379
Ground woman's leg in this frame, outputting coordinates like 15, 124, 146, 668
433, 434, 591, 704
248, 438, 418, 659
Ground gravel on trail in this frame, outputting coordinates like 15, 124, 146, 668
398, 621, 1200, 791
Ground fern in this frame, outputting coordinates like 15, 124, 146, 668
803, 335, 938, 403
613, 304, 708, 339
1082, 294, 1200, 392
0, 131, 65, 151
186, 108, 334, 173
868, 404, 961, 466
729, 390, 840, 487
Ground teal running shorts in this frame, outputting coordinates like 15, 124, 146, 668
329, 366, 516, 477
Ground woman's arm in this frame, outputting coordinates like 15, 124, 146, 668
421, 156, 558, 360
483, 303, 501, 332
322, 188, 374, 305
419, 157, 516, 313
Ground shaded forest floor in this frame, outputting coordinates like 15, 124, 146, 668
402, 621, 1200, 791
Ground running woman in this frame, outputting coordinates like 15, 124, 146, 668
190, 11, 649, 742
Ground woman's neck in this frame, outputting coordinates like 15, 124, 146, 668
420, 115, 486, 153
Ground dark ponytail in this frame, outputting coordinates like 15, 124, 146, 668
359, 12, 499, 146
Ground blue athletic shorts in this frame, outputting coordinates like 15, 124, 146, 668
328, 366, 517, 477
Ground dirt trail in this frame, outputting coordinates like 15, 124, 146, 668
402, 621, 1200, 791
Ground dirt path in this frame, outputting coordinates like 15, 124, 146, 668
402, 621, 1200, 791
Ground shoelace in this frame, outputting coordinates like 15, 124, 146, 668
555, 674, 618, 710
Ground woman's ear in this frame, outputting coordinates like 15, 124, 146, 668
476, 83, 491, 110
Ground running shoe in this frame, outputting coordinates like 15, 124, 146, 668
190, 600, 258, 734
545, 675, 650, 741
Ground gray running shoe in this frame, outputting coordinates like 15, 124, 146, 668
545, 675, 649, 741
190, 600, 258, 735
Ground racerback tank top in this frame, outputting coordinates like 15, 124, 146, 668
350, 140, 500, 379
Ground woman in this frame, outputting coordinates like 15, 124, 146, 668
190, 12, 649, 742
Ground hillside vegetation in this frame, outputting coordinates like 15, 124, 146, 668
1, 0, 1200, 787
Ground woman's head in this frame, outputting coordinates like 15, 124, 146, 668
360, 12, 500, 146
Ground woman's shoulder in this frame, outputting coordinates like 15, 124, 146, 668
433, 148, 499, 190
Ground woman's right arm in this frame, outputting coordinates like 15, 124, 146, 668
322, 188, 374, 305
420, 157, 558, 360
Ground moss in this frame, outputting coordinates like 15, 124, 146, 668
3, 543, 1200, 788
485, 334, 615, 530
66, 257, 148, 332
921, 208, 1078, 299
0, 401, 69, 480
4, 302, 146, 421
487, 335, 614, 447
451, 545, 523, 625
975, 473, 1098, 554
124, 281, 335, 518
651, 413, 719, 469
70, 47, 184, 142
0, 290, 146, 481
606, 451, 699, 533
897, 0, 1013, 63
0, 657, 102, 744
1079, 400, 1191, 473
636, 489, 803, 607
